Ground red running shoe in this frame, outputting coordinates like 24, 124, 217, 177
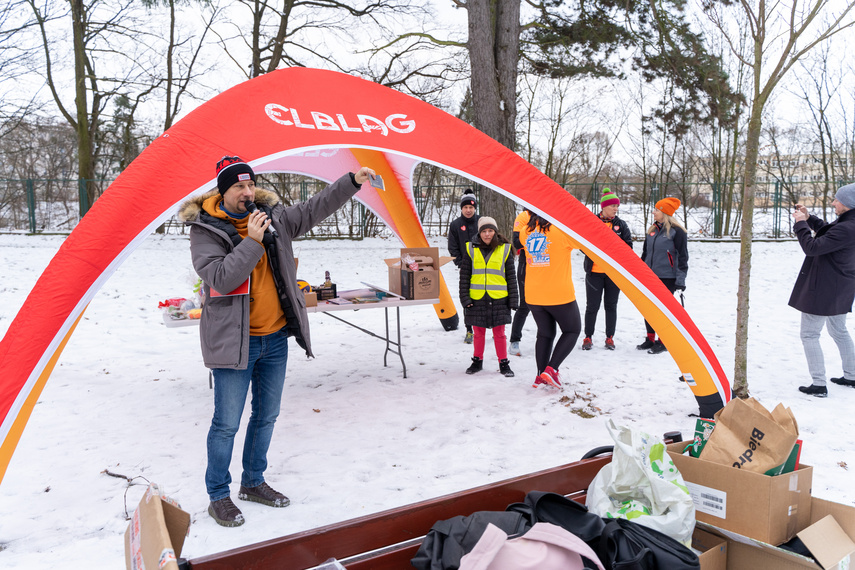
539, 366, 563, 388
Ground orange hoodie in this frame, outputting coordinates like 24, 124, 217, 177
203, 195, 287, 336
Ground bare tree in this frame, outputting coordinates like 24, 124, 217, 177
704, 0, 855, 397
10, 0, 159, 211
215, 0, 415, 79
791, 41, 847, 217
0, 1, 43, 139
140, 0, 220, 131
761, 119, 809, 209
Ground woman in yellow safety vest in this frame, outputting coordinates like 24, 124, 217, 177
459, 216, 519, 377
518, 212, 582, 389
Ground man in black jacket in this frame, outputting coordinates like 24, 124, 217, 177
789, 183, 855, 397
448, 192, 480, 343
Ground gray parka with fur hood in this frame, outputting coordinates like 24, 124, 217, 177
178, 173, 361, 369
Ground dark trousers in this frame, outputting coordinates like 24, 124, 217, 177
457, 268, 473, 334
529, 301, 581, 374
509, 259, 529, 342
584, 271, 621, 338
644, 277, 678, 336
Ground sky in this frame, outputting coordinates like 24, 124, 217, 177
0, 228, 854, 567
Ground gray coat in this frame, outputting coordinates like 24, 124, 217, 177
640, 222, 688, 288
179, 173, 361, 368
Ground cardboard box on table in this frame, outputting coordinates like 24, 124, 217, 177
124, 484, 191, 570
666, 441, 813, 546
384, 247, 452, 300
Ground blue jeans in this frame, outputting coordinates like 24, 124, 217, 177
206, 330, 289, 501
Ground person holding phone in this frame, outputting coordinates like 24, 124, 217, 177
790, 184, 855, 397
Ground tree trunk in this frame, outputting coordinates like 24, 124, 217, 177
70, 0, 96, 212
733, 91, 766, 399
164, 0, 176, 130
466, 0, 519, 233
250, 0, 265, 78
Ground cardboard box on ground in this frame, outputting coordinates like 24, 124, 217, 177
124, 484, 191, 570
667, 442, 855, 568
697, 500, 855, 569
667, 440, 813, 545
694, 527, 727, 570
385, 247, 453, 300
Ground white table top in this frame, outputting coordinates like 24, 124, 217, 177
162, 297, 440, 325
306, 297, 439, 313
162, 312, 201, 328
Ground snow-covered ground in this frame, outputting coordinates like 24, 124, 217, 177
0, 231, 853, 568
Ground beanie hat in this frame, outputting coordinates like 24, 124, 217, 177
478, 216, 498, 233
216, 155, 256, 195
600, 188, 620, 208
836, 183, 855, 209
655, 197, 681, 217
460, 192, 477, 209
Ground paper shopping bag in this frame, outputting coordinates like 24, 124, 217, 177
699, 398, 798, 475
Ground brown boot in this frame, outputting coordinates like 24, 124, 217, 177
238, 482, 291, 508
208, 496, 245, 527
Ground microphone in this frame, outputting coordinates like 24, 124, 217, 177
244, 202, 279, 238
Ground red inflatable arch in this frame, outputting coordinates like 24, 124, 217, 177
0, 68, 731, 483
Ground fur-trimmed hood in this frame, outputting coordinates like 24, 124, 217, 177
178, 187, 281, 223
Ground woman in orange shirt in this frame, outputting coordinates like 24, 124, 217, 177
518, 213, 581, 388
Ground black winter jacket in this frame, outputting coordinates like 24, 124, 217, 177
447, 213, 481, 267
641, 222, 688, 288
788, 208, 855, 316
459, 235, 519, 328
583, 213, 633, 273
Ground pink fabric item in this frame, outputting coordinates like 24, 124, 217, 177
459, 522, 605, 570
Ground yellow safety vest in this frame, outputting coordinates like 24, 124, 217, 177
466, 242, 511, 300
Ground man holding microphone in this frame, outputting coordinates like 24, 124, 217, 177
180, 156, 374, 526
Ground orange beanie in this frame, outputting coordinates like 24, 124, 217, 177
655, 197, 681, 216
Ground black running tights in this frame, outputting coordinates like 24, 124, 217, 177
644, 278, 678, 335
529, 301, 582, 375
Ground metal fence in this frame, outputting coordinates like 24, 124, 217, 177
1, 176, 849, 238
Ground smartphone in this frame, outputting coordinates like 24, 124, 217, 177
368, 173, 385, 191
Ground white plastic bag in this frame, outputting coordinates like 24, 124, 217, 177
585, 419, 695, 546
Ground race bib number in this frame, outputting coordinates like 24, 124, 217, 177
525, 231, 551, 266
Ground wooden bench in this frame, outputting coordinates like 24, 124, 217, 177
182, 453, 611, 570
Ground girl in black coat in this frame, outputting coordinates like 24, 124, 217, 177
459, 217, 519, 377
